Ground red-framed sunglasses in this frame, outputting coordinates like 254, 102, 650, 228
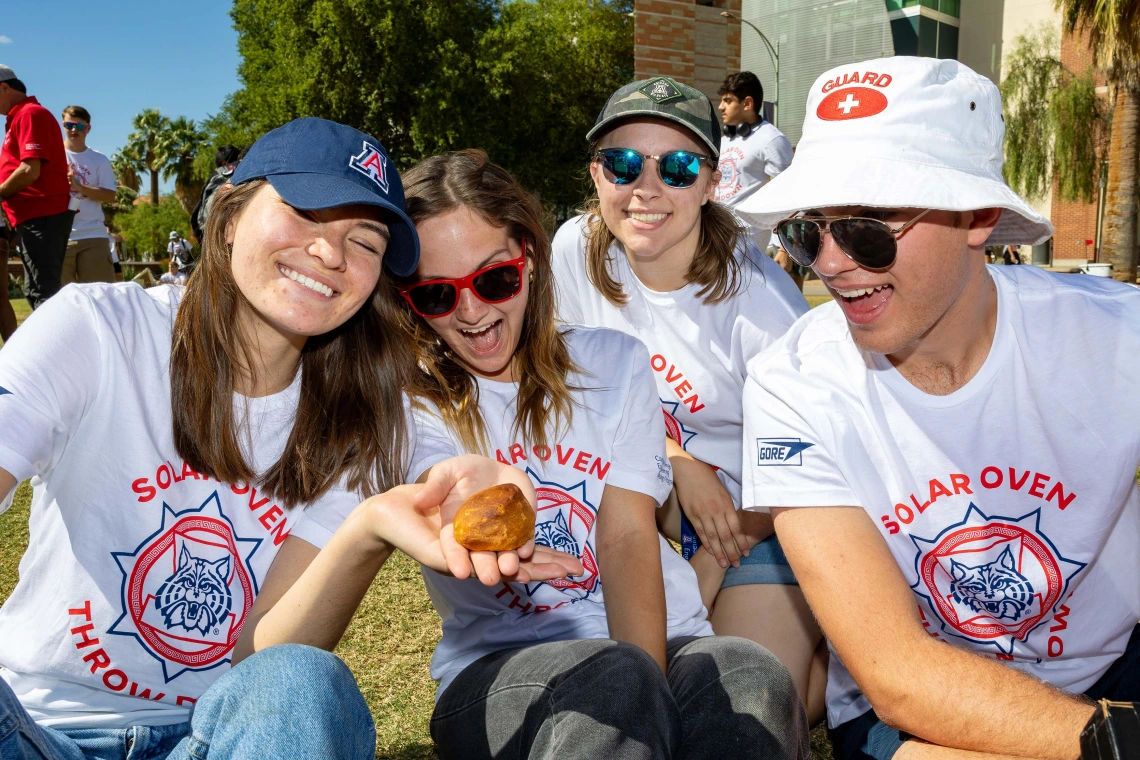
398, 239, 528, 318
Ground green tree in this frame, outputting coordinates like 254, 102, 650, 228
157, 116, 210, 216
1002, 27, 1108, 204
124, 109, 172, 206
1059, 0, 1140, 281
116, 197, 192, 261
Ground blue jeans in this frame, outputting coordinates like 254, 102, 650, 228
0, 645, 375, 760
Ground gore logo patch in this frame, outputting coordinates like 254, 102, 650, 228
816, 87, 888, 121
638, 78, 683, 104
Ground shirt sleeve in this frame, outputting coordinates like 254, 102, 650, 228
96, 157, 117, 191
605, 339, 673, 505
284, 490, 362, 549
763, 133, 793, 178
734, 251, 809, 378
741, 361, 858, 512
406, 400, 460, 482
19, 110, 59, 162
0, 287, 102, 507
549, 219, 586, 325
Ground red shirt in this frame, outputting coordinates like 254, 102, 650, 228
1, 96, 70, 226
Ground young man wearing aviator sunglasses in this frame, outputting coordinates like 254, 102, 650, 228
735, 56, 1140, 759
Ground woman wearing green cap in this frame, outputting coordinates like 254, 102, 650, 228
550, 78, 827, 723
0, 117, 576, 760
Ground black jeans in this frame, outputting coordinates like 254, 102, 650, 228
431, 636, 809, 760
16, 210, 73, 309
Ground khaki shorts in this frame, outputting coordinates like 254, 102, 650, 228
62, 237, 115, 286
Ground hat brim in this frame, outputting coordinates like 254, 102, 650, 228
266, 173, 420, 277
586, 111, 721, 159
735, 155, 1054, 246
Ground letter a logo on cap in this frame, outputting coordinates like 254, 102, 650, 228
349, 142, 390, 194
817, 87, 888, 121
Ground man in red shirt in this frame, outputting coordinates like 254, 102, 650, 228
0, 65, 72, 309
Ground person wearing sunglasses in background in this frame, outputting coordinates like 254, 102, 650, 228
735, 57, 1140, 760
62, 105, 117, 286
550, 77, 827, 724
389, 149, 808, 760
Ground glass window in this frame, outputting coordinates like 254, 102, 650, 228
918, 14, 938, 57
940, 0, 961, 17
920, 0, 939, 10
883, 0, 920, 10
890, 16, 919, 55
937, 21, 959, 59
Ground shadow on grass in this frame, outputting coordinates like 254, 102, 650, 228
376, 743, 438, 760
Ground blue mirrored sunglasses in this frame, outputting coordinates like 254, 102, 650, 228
594, 148, 712, 189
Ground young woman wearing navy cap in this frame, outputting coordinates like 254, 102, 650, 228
0, 117, 576, 760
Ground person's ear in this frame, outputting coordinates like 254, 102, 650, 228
588, 159, 604, 193
742, 96, 754, 113
966, 208, 1003, 248
705, 168, 721, 205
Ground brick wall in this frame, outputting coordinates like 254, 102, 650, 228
1048, 25, 1104, 264
635, 0, 741, 101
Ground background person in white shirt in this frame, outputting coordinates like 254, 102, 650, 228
385, 150, 808, 760
61, 105, 116, 285
167, 230, 193, 274
552, 76, 826, 723
715, 72, 792, 252
736, 57, 1140, 760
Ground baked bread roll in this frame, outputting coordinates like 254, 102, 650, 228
453, 483, 535, 552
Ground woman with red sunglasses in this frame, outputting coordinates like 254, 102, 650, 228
550, 77, 828, 724
390, 149, 808, 760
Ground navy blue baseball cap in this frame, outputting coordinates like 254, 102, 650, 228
232, 117, 419, 277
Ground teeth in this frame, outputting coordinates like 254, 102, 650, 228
629, 211, 668, 223
281, 266, 333, 297
460, 322, 496, 336
836, 284, 889, 299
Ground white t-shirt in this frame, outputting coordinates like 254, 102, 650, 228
0, 284, 361, 729
715, 122, 793, 249
406, 326, 713, 697
551, 215, 808, 509
741, 265, 1140, 728
65, 148, 116, 241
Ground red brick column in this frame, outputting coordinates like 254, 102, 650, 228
635, 0, 741, 98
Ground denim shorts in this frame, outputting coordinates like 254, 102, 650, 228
829, 624, 1140, 760
721, 534, 798, 588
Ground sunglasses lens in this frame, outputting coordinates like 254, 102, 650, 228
831, 219, 897, 269
658, 151, 702, 188
473, 263, 522, 302
599, 149, 643, 185
408, 283, 458, 316
777, 220, 822, 267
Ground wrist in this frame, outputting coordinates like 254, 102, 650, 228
347, 496, 396, 557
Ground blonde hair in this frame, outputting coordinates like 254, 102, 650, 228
394, 150, 579, 454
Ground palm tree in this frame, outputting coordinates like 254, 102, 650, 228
1059, 0, 1140, 282
111, 144, 142, 195
124, 109, 171, 206
157, 117, 209, 216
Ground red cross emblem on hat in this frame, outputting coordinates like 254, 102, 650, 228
816, 87, 888, 121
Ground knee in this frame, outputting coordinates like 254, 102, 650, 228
681, 636, 802, 710
208, 645, 367, 717
561, 640, 672, 709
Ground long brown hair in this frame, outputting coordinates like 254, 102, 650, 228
170, 180, 414, 509
582, 123, 746, 307
394, 150, 578, 455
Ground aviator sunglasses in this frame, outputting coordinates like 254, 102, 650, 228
594, 148, 713, 189
775, 209, 932, 271
399, 239, 528, 318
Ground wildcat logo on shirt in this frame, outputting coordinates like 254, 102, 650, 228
662, 399, 697, 450
525, 469, 600, 602
909, 504, 1085, 654
110, 492, 262, 681
714, 148, 744, 201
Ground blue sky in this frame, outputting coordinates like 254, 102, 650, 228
0, 0, 240, 191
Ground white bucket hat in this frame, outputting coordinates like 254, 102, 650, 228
735, 56, 1053, 246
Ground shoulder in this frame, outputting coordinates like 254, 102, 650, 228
731, 240, 810, 318
995, 264, 1140, 318
551, 214, 592, 255
562, 325, 648, 369
745, 301, 856, 383
26, 283, 178, 341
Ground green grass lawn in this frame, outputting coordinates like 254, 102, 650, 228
0, 292, 833, 758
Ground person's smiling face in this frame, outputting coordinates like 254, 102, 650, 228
414, 206, 529, 383
228, 183, 388, 340
590, 118, 719, 271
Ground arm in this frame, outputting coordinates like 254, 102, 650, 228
773, 506, 1094, 759
68, 172, 116, 204
666, 435, 756, 568
0, 159, 42, 199
0, 467, 15, 512
596, 483, 668, 671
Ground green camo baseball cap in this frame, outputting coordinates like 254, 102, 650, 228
587, 77, 722, 158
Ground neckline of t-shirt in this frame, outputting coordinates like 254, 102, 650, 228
237, 367, 303, 409
611, 242, 704, 304
869, 268, 1012, 408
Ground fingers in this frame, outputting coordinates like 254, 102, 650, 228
439, 524, 474, 581
712, 513, 742, 567
413, 462, 456, 514
724, 507, 750, 559
530, 546, 584, 577
470, 551, 502, 587
692, 516, 729, 568
496, 550, 521, 579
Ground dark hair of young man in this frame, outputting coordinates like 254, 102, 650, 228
717, 71, 764, 110
214, 145, 241, 167
62, 105, 92, 123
